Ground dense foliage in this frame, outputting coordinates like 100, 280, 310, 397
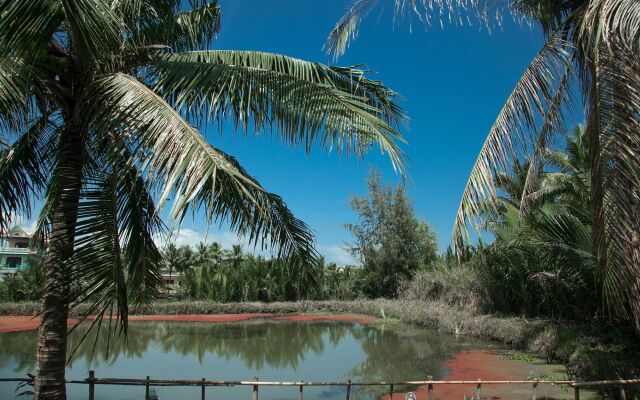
408, 127, 604, 323
0, 257, 44, 302
347, 170, 438, 298
328, 0, 640, 333
163, 243, 365, 302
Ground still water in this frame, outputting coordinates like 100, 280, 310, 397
0, 320, 495, 400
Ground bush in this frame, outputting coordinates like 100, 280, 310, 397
401, 263, 486, 313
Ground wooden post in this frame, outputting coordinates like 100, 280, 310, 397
145, 376, 150, 400
346, 380, 351, 400
299, 383, 304, 400
389, 384, 394, 399
476, 380, 481, 400
428, 383, 433, 400
620, 385, 627, 400
201, 378, 205, 400
573, 386, 579, 400
532, 381, 537, 400
88, 370, 95, 400
252, 377, 259, 400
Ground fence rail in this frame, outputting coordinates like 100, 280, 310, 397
2, 374, 640, 400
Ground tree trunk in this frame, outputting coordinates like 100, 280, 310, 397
34, 120, 83, 400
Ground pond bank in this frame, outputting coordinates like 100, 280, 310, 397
0, 313, 376, 333
1, 298, 639, 394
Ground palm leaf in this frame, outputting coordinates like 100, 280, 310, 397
325, 0, 506, 58
61, 0, 123, 64
0, 0, 64, 57
592, 39, 640, 328
0, 116, 56, 230
0, 58, 39, 134
84, 72, 318, 264
452, 34, 572, 248
149, 50, 407, 172
131, 0, 220, 52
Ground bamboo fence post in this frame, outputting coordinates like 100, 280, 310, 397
252, 377, 259, 400
201, 378, 205, 400
620, 385, 627, 400
573, 385, 579, 400
428, 383, 433, 400
145, 376, 150, 400
389, 384, 394, 399
476, 380, 482, 400
299, 382, 303, 400
532, 380, 538, 400
345, 379, 351, 400
88, 370, 95, 400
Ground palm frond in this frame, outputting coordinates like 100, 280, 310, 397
69, 133, 164, 338
453, 34, 572, 249
325, 0, 380, 59
325, 0, 506, 58
520, 64, 573, 216
131, 0, 220, 52
0, 58, 38, 134
61, 0, 123, 63
577, 0, 640, 53
85, 72, 318, 264
593, 39, 640, 328
0, 116, 56, 230
0, 0, 64, 57
150, 50, 407, 172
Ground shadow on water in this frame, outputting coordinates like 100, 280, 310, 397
0, 320, 492, 400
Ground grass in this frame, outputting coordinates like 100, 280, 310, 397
500, 353, 538, 363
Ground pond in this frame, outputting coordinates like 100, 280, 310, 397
0, 319, 496, 400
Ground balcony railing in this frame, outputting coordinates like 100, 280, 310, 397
0, 264, 25, 271
0, 247, 30, 255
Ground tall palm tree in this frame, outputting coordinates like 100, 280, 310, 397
161, 243, 192, 293
327, 0, 640, 330
0, 1, 406, 398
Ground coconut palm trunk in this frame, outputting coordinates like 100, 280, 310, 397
35, 121, 83, 399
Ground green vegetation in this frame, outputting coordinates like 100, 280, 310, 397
0, 257, 44, 302
347, 169, 438, 298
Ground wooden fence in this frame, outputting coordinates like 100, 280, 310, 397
2, 374, 639, 400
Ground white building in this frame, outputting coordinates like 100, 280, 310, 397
0, 226, 36, 280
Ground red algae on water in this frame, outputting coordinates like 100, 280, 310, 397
0, 313, 375, 333
381, 350, 573, 400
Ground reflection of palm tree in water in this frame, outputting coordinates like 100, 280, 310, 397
1, 321, 478, 393
0, 321, 351, 373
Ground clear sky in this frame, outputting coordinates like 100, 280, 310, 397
156, 0, 546, 263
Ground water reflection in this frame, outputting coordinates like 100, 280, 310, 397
0, 320, 488, 399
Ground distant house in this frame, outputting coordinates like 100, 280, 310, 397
0, 226, 37, 280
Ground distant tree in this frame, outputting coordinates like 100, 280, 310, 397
161, 243, 193, 293
347, 170, 438, 298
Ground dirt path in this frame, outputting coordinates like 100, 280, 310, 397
0, 313, 376, 333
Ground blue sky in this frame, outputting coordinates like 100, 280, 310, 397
10, 1, 546, 264
163, 0, 549, 264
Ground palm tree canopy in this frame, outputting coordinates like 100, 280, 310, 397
0, 0, 407, 328
327, 0, 640, 329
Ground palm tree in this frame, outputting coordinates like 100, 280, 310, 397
327, 0, 640, 330
0, 1, 406, 397
161, 243, 192, 293
226, 244, 245, 269
208, 242, 223, 265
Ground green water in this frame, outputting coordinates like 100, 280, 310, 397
0, 320, 494, 400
